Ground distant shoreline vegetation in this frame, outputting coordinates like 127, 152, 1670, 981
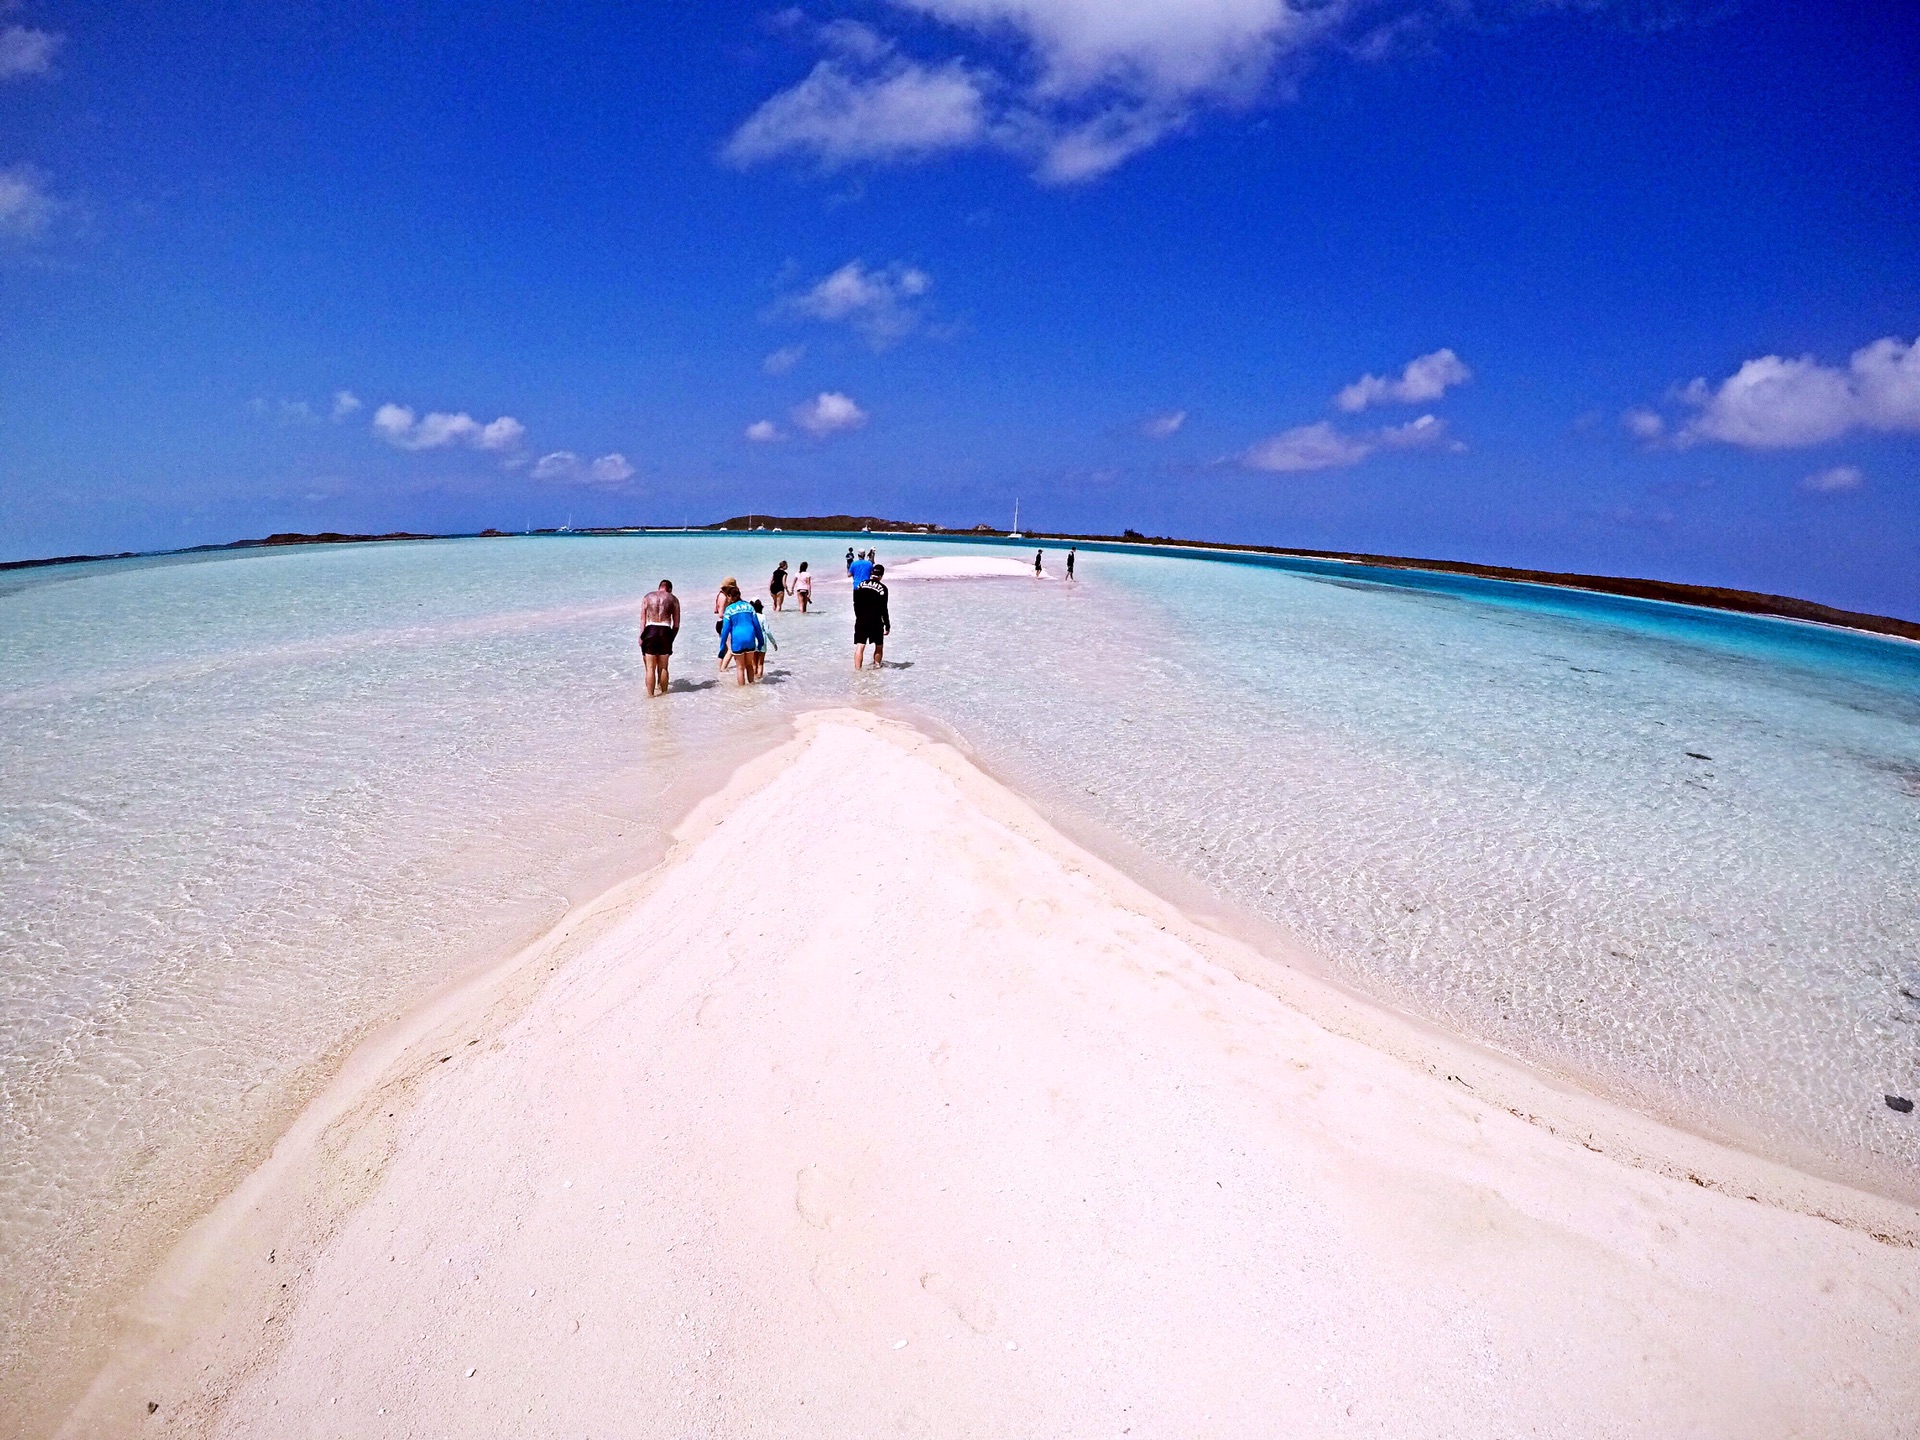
6, 517, 1916, 645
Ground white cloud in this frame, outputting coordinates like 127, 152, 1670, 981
762, 344, 806, 375
1621, 407, 1665, 441
530, 451, 636, 488
1240, 413, 1453, 472
745, 419, 786, 443
724, 55, 988, 169
0, 25, 62, 79
372, 403, 526, 453
1141, 409, 1187, 439
790, 391, 870, 438
777, 260, 933, 350
1336, 348, 1472, 412
732, 4, 1705, 183
728, 1, 1342, 183
905, 0, 1304, 98
1801, 464, 1864, 494
1240, 421, 1374, 473
331, 390, 363, 421
0, 164, 54, 238
1376, 412, 1455, 451
1674, 336, 1920, 448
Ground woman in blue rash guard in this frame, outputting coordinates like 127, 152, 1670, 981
715, 583, 766, 686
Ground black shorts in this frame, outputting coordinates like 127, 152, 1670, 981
854, 620, 885, 646
640, 624, 676, 656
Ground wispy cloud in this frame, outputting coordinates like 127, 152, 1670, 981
727, 2, 1335, 183
1141, 409, 1187, 439
1336, 348, 1472, 412
724, 42, 988, 169
791, 391, 870, 438
762, 344, 806, 375
0, 25, 62, 79
714, 14, 1025, 181
530, 451, 636, 488
331, 390, 363, 421
775, 260, 934, 350
730, 5, 1700, 184
745, 419, 786, 443
0, 164, 55, 238
1658, 335, 1920, 448
1241, 420, 1374, 473
1620, 406, 1665, 441
372, 403, 526, 453
1240, 413, 1456, 473
1801, 464, 1864, 494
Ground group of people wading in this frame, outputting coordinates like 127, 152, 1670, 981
634, 549, 892, 697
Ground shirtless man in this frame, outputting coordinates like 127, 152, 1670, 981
638, 579, 680, 697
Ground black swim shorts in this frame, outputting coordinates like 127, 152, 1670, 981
854, 620, 885, 646
640, 624, 676, 656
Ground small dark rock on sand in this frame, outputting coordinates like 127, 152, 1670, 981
1888, 1095, 1915, 1114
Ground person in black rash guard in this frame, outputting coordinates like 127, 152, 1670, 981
853, 564, 890, 669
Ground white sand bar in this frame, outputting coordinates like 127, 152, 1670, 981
881, 555, 1053, 580
71, 713, 1920, 1438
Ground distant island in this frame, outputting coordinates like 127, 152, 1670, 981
5, 518, 1915, 645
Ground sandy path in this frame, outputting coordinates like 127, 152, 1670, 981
77, 713, 1920, 1438
881, 556, 1053, 580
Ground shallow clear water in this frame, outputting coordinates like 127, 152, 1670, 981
3, 535, 1917, 1417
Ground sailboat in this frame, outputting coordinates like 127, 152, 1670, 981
1009, 498, 1023, 539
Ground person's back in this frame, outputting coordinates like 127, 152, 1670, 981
720, 598, 762, 651
850, 554, 874, 586
852, 566, 890, 668
853, 575, 888, 625
641, 584, 679, 629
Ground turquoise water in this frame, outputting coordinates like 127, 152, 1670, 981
3, 534, 1918, 1416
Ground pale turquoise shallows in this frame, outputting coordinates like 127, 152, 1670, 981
3, 534, 1917, 1404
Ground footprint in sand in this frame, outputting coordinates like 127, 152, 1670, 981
919, 1270, 998, 1334
795, 1167, 840, 1230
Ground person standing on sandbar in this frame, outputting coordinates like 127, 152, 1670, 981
638, 579, 680, 697
854, 563, 890, 669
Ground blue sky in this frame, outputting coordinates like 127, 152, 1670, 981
2, 1, 1917, 615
